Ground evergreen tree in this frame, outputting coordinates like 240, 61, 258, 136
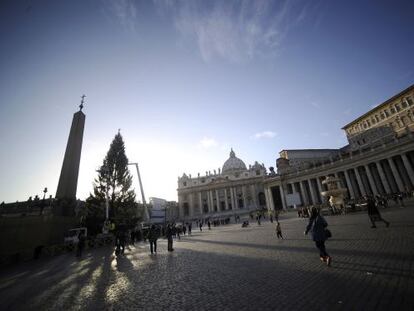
88, 131, 137, 223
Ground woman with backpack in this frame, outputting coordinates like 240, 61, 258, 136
304, 207, 332, 266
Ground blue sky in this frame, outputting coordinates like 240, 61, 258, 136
0, 0, 413, 203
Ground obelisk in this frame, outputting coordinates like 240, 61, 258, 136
55, 95, 86, 200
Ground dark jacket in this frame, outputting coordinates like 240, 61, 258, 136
306, 215, 328, 242
147, 227, 159, 242
367, 199, 380, 215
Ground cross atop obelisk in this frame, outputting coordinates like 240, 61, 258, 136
79, 94, 86, 111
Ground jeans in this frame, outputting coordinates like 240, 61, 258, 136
315, 241, 328, 258
150, 240, 157, 254
167, 237, 173, 251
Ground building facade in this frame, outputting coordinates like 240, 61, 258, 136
177, 149, 267, 220
264, 84, 414, 211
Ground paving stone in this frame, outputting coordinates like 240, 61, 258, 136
0, 205, 414, 310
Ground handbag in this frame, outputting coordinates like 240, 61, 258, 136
325, 229, 332, 238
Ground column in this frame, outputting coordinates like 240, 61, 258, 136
264, 188, 271, 210
316, 177, 323, 198
376, 162, 391, 194
242, 185, 247, 209
215, 189, 220, 211
198, 192, 203, 215
230, 187, 235, 210
250, 184, 257, 209
189, 193, 194, 217
224, 188, 229, 210
344, 170, 356, 199
365, 165, 379, 196
208, 190, 214, 213
233, 187, 238, 210
388, 158, 404, 192
307, 179, 317, 205
354, 168, 367, 196
299, 181, 308, 205
401, 153, 414, 186
267, 187, 275, 210
279, 185, 287, 210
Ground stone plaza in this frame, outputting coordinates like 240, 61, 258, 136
1, 203, 413, 310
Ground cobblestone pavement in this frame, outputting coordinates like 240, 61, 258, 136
1, 205, 414, 311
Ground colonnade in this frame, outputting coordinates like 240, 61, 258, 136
267, 150, 414, 210
179, 184, 263, 219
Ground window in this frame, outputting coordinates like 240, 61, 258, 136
390, 107, 396, 114
395, 104, 401, 112
183, 182, 187, 186
255, 170, 260, 175
380, 113, 385, 120
407, 96, 413, 106
384, 110, 389, 117
402, 100, 408, 108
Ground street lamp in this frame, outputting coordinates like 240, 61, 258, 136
128, 162, 150, 222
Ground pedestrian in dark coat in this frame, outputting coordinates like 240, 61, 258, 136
275, 222, 283, 239
147, 225, 159, 254
166, 224, 174, 252
367, 197, 390, 228
305, 207, 332, 266
76, 231, 86, 257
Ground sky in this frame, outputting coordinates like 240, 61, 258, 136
0, 0, 413, 203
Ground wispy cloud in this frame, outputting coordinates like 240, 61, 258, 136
154, 0, 309, 63
310, 101, 321, 109
198, 137, 218, 148
343, 108, 352, 116
252, 131, 277, 139
102, 0, 137, 33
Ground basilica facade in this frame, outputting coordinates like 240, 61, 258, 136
176, 149, 267, 221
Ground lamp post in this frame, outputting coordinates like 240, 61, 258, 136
128, 162, 150, 222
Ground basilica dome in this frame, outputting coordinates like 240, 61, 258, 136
222, 149, 247, 174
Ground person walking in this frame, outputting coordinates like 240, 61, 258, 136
115, 224, 127, 256
188, 223, 192, 235
199, 222, 203, 232
367, 196, 390, 228
166, 224, 174, 252
76, 231, 86, 258
305, 207, 332, 266
147, 225, 159, 254
275, 221, 283, 239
